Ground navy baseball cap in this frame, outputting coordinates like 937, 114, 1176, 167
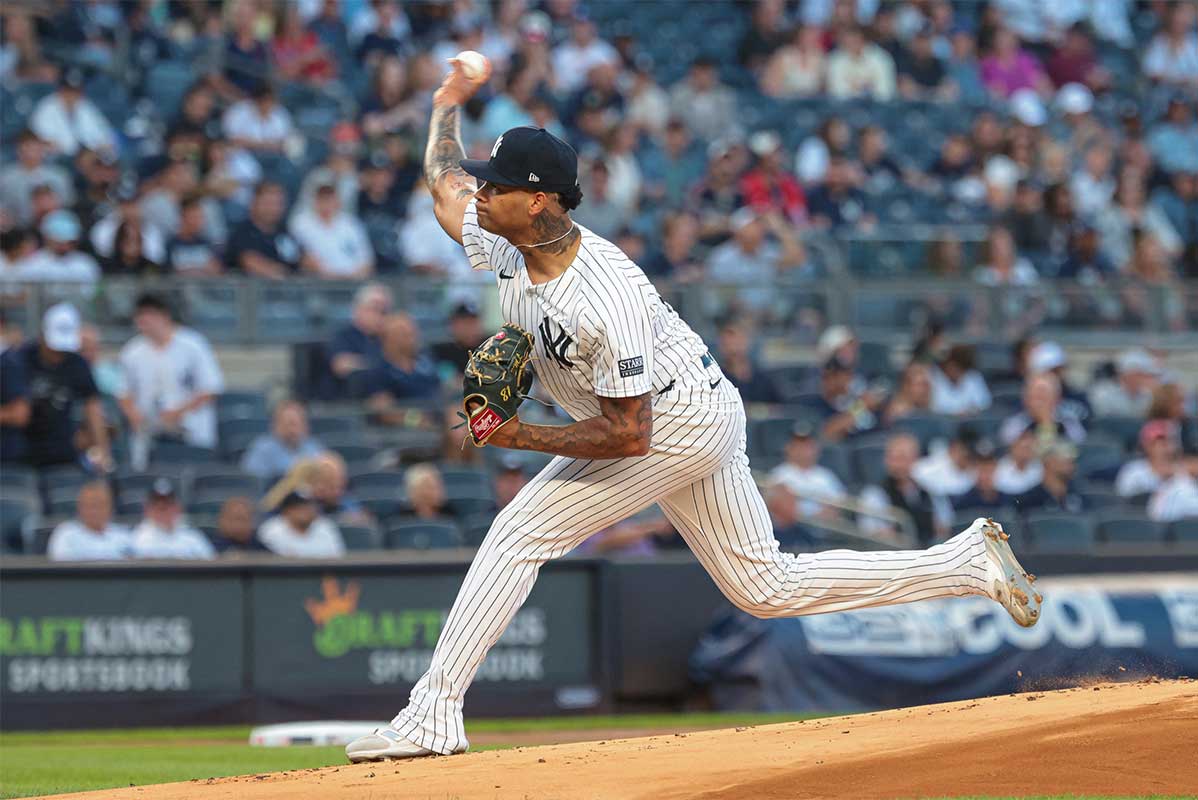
460, 127, 579, 193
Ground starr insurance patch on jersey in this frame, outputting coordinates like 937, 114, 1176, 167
618, 356, 645, 378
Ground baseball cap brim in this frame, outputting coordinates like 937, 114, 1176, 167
460, 158, 523, 188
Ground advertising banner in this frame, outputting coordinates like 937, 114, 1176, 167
690, 581, 1198, 712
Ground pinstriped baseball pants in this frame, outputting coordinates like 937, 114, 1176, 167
391, 384, 993, 754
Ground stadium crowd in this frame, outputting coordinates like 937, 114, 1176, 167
1, 0, 1197, 560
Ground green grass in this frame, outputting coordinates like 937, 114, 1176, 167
0, 712, 817, 798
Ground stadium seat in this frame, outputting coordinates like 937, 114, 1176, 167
1026, 512, 1096, 553
192, 473, 260, 497
1168, 519, 1198, 542
187, 499, 229, 516
217, 392, 269, 422
309, 416, 362, 436
1078, 438, 1127, 480
350, 470, 405, 495
818, 443, 854, 486
748, 417, 800, 465
1089, 416, 1144, 453
151, 441, 218, 464
891, 413, 955, 449
460, 512, 495, 547
1095, 512, 1166, 544
44, 485, 84, 517
0, 498, 34, 553
339, 524, 382, 551
440, 467, 493, 499
446, 496, 497, 520
0, 465, 37, 494
385, 521, 464, 550
325, 443, 378, 467
356, 489, 403, 521
851, 441, 888, 486
30, 524, 58, 556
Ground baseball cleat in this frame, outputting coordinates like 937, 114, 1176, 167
345, 728, 440, 763
976, 517, 1042, 628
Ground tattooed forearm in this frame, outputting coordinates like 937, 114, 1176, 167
425, 104, 472, 195
506, 394, 652, 458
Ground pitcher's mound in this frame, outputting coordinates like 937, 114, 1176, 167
54, 679, 1198, 799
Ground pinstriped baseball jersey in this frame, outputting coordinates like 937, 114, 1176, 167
461, 200, 718, 422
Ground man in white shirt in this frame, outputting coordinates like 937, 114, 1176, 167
0, 129, 75, 226
289, 183, 374, 279
1148, 450, 1198, 523
668, 56, 739, 143
931, 344, 992, 416
1116, 420, 1179, 499
16, 211, 100, 284
258, 489, 345, 558
551, 15, 619, 95
767, 422, 847, 519
826, 25, 896, 100
399, 186, 480, 282
913, 431, 978, 498
118, 293, 224, 453
47, 481, 132, 561
994, 428, 1044, 495
1089, 347, 1160, 419
131, 478, 215, 560
29, 69, 118, 157
222, 83, 295, 156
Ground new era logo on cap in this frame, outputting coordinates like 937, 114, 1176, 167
528, 173, 540, 182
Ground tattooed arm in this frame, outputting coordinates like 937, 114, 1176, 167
485, 394, 653, 459
426, 57, 491, 244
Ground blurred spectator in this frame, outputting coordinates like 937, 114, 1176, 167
999, 372, 1086, 448
1016, 439, 1087, 513
0, 130, 75, 227
90, 183, 168, 264
118, 293, 224, 460
141, 158, 225, 246
272, 3, 336, 85
913, 429, 978, 497
1058, 222, 1116, 286
78, 324, 122, 399
1142, 3, 1198, 88
760, 25, 826, 98
165, 196, 223, 277
690, 140, 747, 242
714, 317, 780, 404
806, 157, 873, 231
12, 304, 110, 470
219, 0, 270, 97
795, 117, 852, 185
573, 160, 628, 239
104, 220, 166, 278
857, 125, 905, 193
642, 119, 707, 209
295, 122, 363, 216
739, 0, 788, 70
258, 489, 345, 558
493, 453, 531, 510
1115, 420, 1180, 500
1097, 172, 1182, 269
897, 25, 952, 100
15, 211, 100, 284
552, 14, 619, 95
979, 28, 1050, 99
859, 432, 946, 546
289, 183, 374, 279
767, 421, 848, 520
952, 439, 1013, 511
1148, 447, 1198, 522
357, 151, 409, 230
222, 83, 295, 157
309, 452, 372, 528
131, 478, 215, 560
403, 463, 450, 521
329, 283, 391, 383
0, 10, 59, 84
30, 69, 117, 157
945, 25, 987, 105
814, 357, 885, 442
764, 483, 820, 551
1028, 341, 1090, 424
826, 24, 895, 100
882, 361, 933, 425
362, 313, 441, 417
0, 318, 30, 465
400, 185, 475, 278
1089, 348, 1161, 419
431, 302, 485, 375
994, 427, 1044, 495
669, 56, 738, 143
931, 344, 992, 416
212, 496, 268, 554
47, 481, 131, 562
241, 399, 326, 482
1046, 25, 1108, 90
361, 56, 427, 140
644, 212, 704, 280
625, 56, 670, 135
601, 124, 642, 215
226, 182, 301, 279
974, 225, 1038, 286
740, 131, 806, 225
1069, 142, 1115, 218
478, 64, 542, 143
202, 137, 263, 219
355, 0, 412, 67
1147, 97, 1198, 177
707, 208, 808, 315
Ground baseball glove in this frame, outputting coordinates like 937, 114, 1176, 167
461, 323, 535, 446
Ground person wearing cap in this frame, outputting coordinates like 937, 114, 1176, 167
767, 422, 847, 520
999, 372, 1086, 449
46, 481, 132, 562
739, 130, 806, 225
1024, 340, 1090, 424
0, 129, 75, 227
1115, 420, 1181, 500
492, 453, 530, 510
241, 399, 326, 483
14, 211, 100, 284
707, 205, 806, 315
258, 488, 345, 558
226, 182, 302, 280
8, 303, 110, 470
165, 195, 223, 277
117, 293, 224, 454
1015, 440, 1087, 514
826, 24, 896, 100
130, 478, 215, 560
357, 150, 408, 230
288, 182, 375, 280
29, 68, 118, 157
1089, 347, 1162, 418
431, 301, 485, 374
913, 429, 980, 498
952, 439, 1015, 512
930, 344, 992, 417
668, 56, 738, 143
813, 356, 886, 442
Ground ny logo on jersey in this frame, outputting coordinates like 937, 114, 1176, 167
538, 317, 574, 368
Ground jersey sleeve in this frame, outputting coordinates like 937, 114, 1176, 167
590, 290, 655, 399
460, 199, 499, 272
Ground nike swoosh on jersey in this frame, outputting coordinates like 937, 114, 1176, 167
709, 378, 722, 389
498, 272, 515, 279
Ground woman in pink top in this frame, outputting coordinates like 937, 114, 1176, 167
980, 29, 1050, 98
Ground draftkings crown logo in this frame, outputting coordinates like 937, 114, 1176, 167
304, 576, 361, 627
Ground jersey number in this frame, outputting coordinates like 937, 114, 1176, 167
538, 317, 575, 368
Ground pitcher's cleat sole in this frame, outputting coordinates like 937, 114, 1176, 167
980, 518, 1043, 627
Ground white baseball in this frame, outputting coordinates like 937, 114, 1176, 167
455, 50, 489, 81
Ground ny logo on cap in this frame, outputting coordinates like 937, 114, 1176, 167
490, 134, 504, 158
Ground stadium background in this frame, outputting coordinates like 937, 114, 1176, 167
1, 0, 1197, 740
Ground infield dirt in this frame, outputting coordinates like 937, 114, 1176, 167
43, 678, 1198, 799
